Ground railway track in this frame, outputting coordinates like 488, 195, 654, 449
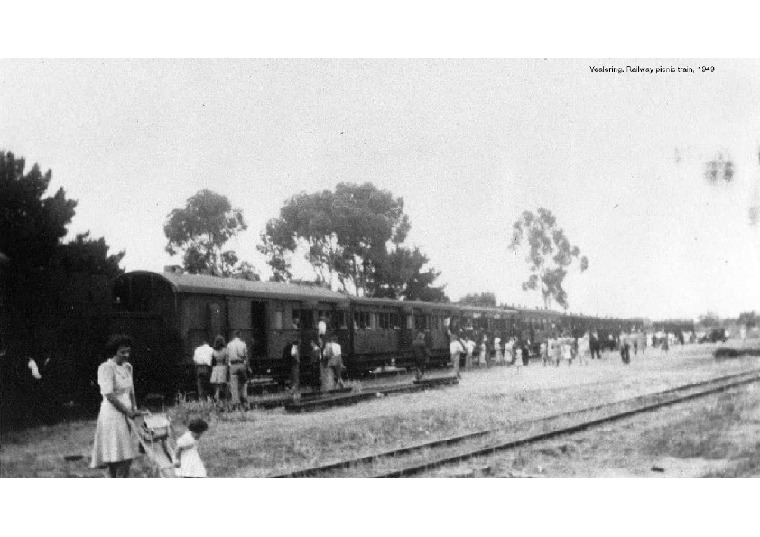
272, 367, 760, 478
243, 373, 458, 412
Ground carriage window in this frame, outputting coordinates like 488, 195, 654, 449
274, 310, 283, 330
414, 313, 428, 330
379, 312, 390, 329
391, 313, 400, 329
333, 311, 347, 329
353, 311, 369, 329
295, 309, 313, 330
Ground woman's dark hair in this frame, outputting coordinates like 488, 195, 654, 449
213, 335, 226, 350
105, 334, 133, 357
188, 417, 209, 434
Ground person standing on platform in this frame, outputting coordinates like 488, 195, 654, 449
577, 333, 590, 365
226, 331, 249, 409
505, 337, 515, 366
192, 339, 213, 401
412, 332, 430, 381
310, 340, 328, 392
493, 337, 503, 365
465, 336, 476, 370
327, 335, 345, 389
479, 335, 488, 367
290, 340, 301, 395
318, 315, 328, 349
449, 332, 464, 378
209, 336, 229, 404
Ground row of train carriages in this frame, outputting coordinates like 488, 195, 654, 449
107, 269, 645, 398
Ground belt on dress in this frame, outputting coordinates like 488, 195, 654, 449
230, 360, 244, 364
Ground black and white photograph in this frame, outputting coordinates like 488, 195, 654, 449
2, 12, 759, 518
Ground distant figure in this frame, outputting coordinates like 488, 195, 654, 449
309, 340, 324, 392
209, 336, 229, 403
561, 338, 573, 365
589, 332, 601, 360
577, 334, 590, 366
27, 356, 42, 381
412, 332, 430, 381
449, 333, 464, 378
174, 418, 209, 478
289, 340, 301, 394
551, 336, 562, 367
479, 336, 488, 367
505, 337, 515, 366
318, 316, 327, 348
514, 342, 523, 373
540, 340, 549, 366
493, 337, 502, 365
465, 336, 476, 370
192, 339, 213, 400
620, 334, 631, 364
226, 331, 249, 409
521, 339, 531, 366
326, 335, 345, 389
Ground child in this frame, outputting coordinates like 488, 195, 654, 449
174, 417, 209, 478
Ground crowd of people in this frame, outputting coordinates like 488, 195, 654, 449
441, 327, 687, 374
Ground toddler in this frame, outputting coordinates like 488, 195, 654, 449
174, 418, 209, 478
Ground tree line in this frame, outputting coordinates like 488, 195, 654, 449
1, 148, 592, 356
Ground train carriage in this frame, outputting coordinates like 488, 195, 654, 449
110, 270, 351, 395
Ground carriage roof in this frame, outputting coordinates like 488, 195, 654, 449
132, 271, 351, 304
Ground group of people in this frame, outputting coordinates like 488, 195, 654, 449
192, 330, 251, 408
443, 329, 654, 373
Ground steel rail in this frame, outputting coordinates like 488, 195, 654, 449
272, 367, 760, 478
375, 372, 760, 477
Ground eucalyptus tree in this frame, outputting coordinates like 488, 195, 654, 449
509, 208, 589, 310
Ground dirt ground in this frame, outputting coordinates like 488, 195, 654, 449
2, 341, 759, 477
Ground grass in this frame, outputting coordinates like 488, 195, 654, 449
3, 344, 760, 478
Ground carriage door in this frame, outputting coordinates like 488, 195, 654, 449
250, 301, 267, 358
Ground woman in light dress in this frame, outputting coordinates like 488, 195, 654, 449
479, 336, 488, 367
209, 335, 229, 403
493, 337, 503, 365
90, 334, 145, 477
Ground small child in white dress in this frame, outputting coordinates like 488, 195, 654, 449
174, 418, 209, 478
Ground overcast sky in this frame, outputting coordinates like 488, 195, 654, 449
2, 58, 759, 320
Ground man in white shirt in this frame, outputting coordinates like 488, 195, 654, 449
193, 340, 213, 400
226, 331, 249, 407
449, 333, 464, 378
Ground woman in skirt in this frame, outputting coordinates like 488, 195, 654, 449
90, 334, 144, 477
209, 335, 229, 403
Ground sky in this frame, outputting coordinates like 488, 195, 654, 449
2, 58, 759, 320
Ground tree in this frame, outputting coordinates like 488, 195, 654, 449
738, 311, 756, 328
259, 182, 445, 298
509, 208, 589, 310
1, 151, 125, 414
1, 151, 77, 270
698, 311, 721, 328
371, 246, 448, 302
164, 189, 249, 276
458, 292, 497, 308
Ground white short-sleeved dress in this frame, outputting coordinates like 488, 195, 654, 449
90, 359, 140, 468
176, 431, 207, 478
